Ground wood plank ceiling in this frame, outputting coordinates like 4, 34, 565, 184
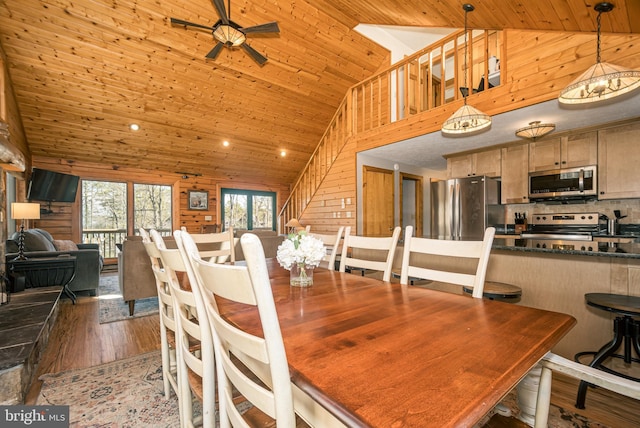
0, 0, 638, 185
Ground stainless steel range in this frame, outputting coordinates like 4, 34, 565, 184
521, 212, 606, 251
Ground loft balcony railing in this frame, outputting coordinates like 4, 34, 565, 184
82, 228, 172, 259
279, 28, 504, 230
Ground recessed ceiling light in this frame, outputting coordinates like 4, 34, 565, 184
130, 123, 140, 131
223, 140, 230, 147
280, 150, 286, 157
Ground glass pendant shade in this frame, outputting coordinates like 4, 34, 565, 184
442, 104, 491, 135
213, 25, 246, 46
558, 61, 640, 104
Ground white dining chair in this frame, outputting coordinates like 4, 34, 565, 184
534, 352, 640, 428
399, 225, 495, 298
139, 228, 180, 407
152, 229, 215, 428
183, 231, 347, 427
187, 227, 236, 264
339, 226, 401, 282
308, 226, 344, 271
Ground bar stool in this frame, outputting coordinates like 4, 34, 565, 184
574, 293, 640, 409
463, 281, 522, 302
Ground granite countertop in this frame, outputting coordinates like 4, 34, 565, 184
493, 237, 640, 259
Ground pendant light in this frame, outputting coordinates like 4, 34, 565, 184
559, 2, 640, 104
442, 4, 491, 136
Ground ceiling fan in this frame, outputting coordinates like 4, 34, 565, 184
171, 0, 279, 65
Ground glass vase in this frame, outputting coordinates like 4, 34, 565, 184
290, 263, 314, 287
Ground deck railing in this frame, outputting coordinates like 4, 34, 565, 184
279, 28, 503, 230
82, 228, 172, 258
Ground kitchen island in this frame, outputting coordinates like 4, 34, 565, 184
486, 237, 640, 362
493, 237, 640, 259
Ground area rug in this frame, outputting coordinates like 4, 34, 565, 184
476, 389, 610, 428
37, 351, 252, 427
98, 274, 158, 324
37, 351, 189, 427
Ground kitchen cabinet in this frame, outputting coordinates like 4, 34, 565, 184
598, 122, 640, 200
447, 148, 501, 178
528, 131, 597, 172
500, 144, 529, 204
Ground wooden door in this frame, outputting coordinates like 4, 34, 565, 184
400, 173, 423, 237
363, 166, 394, 237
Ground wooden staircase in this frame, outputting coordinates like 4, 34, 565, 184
279, 28, 504, 231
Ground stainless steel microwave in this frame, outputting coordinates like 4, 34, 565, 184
529, 165, 597, 201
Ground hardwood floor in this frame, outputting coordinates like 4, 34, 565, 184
25, 273, 640, 427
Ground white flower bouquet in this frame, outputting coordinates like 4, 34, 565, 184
276, 230, 326, 270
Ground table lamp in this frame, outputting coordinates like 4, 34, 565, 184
11, 202, 41, 260
285, 218, 303, 234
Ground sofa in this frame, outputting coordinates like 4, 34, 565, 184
5, 228, 103, 295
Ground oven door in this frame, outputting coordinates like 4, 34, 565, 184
529, 165, 597, 201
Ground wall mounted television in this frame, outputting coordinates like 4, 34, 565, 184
27, 168, 80, 203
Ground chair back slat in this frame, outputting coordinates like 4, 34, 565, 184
339, 226, 401, 282
308, 226, 344, 270
400, 225, 496, 298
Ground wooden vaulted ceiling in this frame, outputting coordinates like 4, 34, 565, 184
0, 0, 638, 185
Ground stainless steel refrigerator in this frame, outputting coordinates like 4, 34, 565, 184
431, 176, 503, 240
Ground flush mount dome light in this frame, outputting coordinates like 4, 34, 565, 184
558, 2, 640, 104
515, 121, 556, 141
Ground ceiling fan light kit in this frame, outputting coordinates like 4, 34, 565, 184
559, 2, 640, 104
171, 0, 279, 65
441, 4, 491, 136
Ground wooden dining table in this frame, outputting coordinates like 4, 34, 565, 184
225, 259, 576, 427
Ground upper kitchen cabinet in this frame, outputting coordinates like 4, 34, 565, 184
528, 132, 597, 172
447, 148, 501, 178
598, 122, 640, 200
500, 144, 529, 204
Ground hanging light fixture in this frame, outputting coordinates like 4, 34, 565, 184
559, 2, 640, 104
515, 121, 556, 141
442, 4, 491, 136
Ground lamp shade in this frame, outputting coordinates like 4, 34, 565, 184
558, 62, 640, 104
11, 202, 41, 220
515, 121, 556, 141
285, 218, 302, 229
442, 104, 491, 135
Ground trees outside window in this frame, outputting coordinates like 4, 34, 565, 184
222, 189, 275, 231
82, 180, 172, 258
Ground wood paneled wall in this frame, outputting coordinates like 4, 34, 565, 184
301, 29, 640, 233
29, 156, 290, 241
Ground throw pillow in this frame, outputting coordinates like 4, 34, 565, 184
53, 240, 79, 252
18, 229, 57, 252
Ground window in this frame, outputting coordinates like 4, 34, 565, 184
134, 183, 172, 232
82, 180, 172, 258
222, 189, 276, 231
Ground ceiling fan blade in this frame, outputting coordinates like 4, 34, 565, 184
205, 43, 224, 59
241, 43, 268, 65
170, 18, 213, 31
211, 0, 229, 24
241, 21, 280, 34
